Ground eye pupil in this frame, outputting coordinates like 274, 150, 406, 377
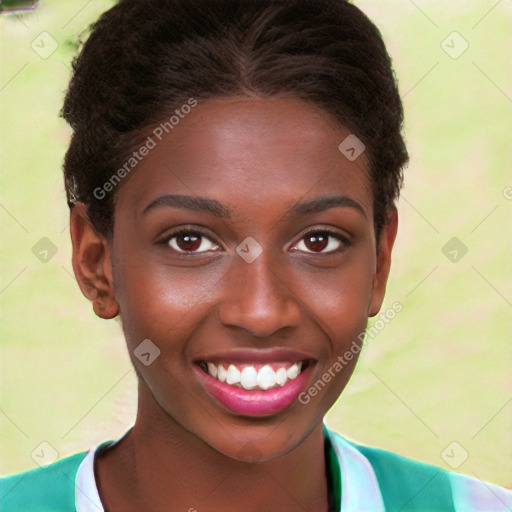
176, 233, 201, 251
305, 233, 329, 252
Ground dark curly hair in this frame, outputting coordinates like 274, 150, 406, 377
62, 0, 408, 240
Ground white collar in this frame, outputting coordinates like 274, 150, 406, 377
74, 427, 384, 512
326, 428, 385, 511
75, 445, 104, 512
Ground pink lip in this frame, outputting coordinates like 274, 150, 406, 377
193, 362, 314, 417
194, 348, 315, 364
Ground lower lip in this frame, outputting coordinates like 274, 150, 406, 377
194, 363, 314, 417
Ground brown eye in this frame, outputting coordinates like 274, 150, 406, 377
164, 230, 219, 254
293, 230, 349, 254
305, 233, 329, 252
175, 233, 202, 252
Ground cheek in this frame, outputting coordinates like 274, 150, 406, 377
291, 252, 376, 337
293, 267, 373, 412
113, 233, 376, 348
113, 255, 226, 350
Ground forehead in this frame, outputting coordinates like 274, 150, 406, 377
116, 97, 373, 219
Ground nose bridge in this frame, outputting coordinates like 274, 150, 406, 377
218, 246, 301, 336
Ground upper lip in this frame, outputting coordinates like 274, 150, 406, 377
194, 348, 316, 364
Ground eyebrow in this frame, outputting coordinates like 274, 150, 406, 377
141, 193, 366, 219
142, 194, 232, 218
287, 194, 367, 219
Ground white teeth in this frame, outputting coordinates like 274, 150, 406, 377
207, 362, 218, 379
204, 361, 306, 390
240, 366, 258, 390
287, 362, 301, 380
257, 365, 276, 390
226, 364, 241, 385
217, 364, 227, 383
276, 367, 287, 386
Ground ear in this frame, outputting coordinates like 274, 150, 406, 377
368, 206, 398, 317
70, 203, 119, 319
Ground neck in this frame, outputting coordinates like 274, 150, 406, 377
95, 385, 331, 512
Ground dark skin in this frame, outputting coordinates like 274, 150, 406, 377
71, 97, 397, 511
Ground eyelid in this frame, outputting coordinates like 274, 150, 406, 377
290, 227, 352, 254
156, 225, 223, 253
155, 225, 351, 255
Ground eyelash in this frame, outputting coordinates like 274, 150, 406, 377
293, 229, 351, 254
156, 227, 219, 255
157, 228, 351, 255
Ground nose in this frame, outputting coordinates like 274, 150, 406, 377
217, 251, 301, 338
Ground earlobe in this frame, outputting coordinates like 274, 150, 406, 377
368, 207, 398, 317
70, 203, 119, 319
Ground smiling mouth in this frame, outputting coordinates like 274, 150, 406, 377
197, 360, 313, 391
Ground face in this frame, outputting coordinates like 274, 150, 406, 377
73, 97, 396, 462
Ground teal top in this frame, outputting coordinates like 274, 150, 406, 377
1, 425, 511, 511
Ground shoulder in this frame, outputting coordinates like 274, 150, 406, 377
325, 426, 512, 512
0, 450, 89, 511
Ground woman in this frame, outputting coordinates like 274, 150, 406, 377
1, 0, 510, 510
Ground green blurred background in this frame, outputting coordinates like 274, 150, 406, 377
1, 0, 511, 487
